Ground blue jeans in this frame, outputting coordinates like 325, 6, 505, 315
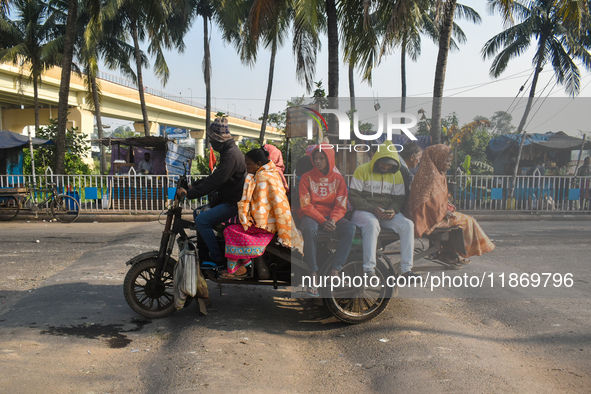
194, 203, 237, 262
300, 215, 357, 273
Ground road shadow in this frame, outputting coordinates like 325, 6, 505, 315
0, 279, 347, 347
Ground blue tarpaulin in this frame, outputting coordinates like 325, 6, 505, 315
0, 130, 53, 149
0, 130, 52, 176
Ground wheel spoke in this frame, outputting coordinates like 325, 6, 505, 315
51, 195, 80, 222
331, 286, 358, 298
138, 293, 150, 306
326, 258, 392, 320
124, 259, 179, 318
341, 298, 355, 311
360, 296, 374, 311
139, 271, 152, 282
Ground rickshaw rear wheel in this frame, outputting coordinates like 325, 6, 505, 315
124, 257, 185, 319
324, 252, 394, 324
0, 196, 20, 221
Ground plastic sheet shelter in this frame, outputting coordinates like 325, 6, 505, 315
98, 136, 194, 176
486, 132, 591, 175
0, 130, 52, 176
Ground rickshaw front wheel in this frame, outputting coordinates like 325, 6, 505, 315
324, 252, 394, 324
124, 257, 180, 319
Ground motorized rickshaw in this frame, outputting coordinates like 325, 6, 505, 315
122, 168, 463, 324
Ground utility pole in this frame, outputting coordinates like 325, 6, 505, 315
27, 126, 37, 189
574, 133, 587, 174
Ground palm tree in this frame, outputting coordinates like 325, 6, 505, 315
232, 0, 290, 144
0, 0, 62, 182
221, 0, 319, 144
340, 0, 479, 130
196, 0, 214, 147
430, 0, 456, 144
483, 0, 591, 195
325, 0, 338, 100
53, 0, 79, 174
340, 0, 379, 108
0, 0, 63, 136
76, 0, 139, 174
111, 0, 193, 137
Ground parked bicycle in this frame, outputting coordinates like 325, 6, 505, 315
0, 182, 80, 223
0, 188, 22, 221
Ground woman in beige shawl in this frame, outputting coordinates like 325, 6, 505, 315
407, 144, 494, 264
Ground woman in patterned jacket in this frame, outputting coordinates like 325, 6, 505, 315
221, 148, 303, 279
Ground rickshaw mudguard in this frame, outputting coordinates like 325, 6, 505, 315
125, 251, 177, 268
125, 251, 159, 266
376, 251, 397, 276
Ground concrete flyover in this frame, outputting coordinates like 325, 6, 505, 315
0, 62, 281, 157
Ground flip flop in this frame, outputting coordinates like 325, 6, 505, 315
306, 286, 320, 297
201, 261, 225, 269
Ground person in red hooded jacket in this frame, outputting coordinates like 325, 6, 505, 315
299, 144, 357, 296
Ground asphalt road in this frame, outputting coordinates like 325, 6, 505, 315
0, 219, 589, 393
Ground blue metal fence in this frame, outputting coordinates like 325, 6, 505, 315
2, 173, 590, 214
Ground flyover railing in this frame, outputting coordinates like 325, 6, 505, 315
1, 173, 590, 215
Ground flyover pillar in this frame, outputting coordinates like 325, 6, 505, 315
133, 121, 160, 136
190, 130, 205, 157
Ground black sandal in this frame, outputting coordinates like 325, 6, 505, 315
435, 251, 467, 266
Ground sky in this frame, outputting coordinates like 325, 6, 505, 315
103, 0, 591, 137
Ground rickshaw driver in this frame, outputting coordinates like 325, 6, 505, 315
177, 117, 247, 268
349, 140, 421, 282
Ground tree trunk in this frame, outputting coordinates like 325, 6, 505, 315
259, 38, 277, 145
348, 62, 357, 175
326, 0, 339, 99
509, 34, 548, 198
91, 75, 106, 174
55, 0, 78, 174
326, 0, 339, 140
348, 62, 355, 113
401, 39, 407, 113
131, 18, 151, 137
430, 0, 457, 145
203, 14, 211, 150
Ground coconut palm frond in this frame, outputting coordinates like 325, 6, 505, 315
454, 3, 481, 24
481, 19, 532, 60
488, 34, 531, 77
292, 23, 319, 92
487, 0, 515, 26
151, 44, 169, 85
